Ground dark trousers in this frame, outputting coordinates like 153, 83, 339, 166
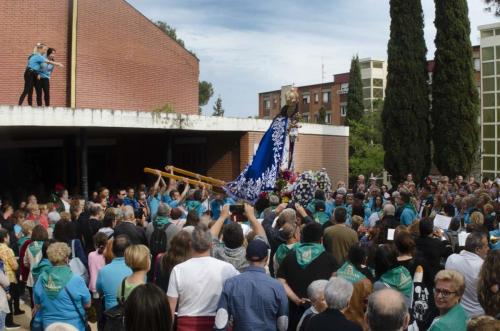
35, 78, 50, 106
18, 68, 37, 106
5, 282, 20, 325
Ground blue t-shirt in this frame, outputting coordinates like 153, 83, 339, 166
39, 62, 54, 79
147, 193, 162, 220
34, 274, 91, 331
96, 257, 132, 310
28, 54, 46, 72
400, 207, 417, 226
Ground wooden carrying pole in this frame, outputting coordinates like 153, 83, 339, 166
144, 167, 213, 190
165, 165, 226, 187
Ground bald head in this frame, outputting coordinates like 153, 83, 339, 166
366, 289, 409, 331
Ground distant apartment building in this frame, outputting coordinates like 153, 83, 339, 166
479, 23, 500, 178
258, 58, 387, 124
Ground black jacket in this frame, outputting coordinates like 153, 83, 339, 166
306, 309, 362, 331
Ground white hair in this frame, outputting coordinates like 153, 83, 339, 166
383, 203, 396, 216
324, 277, 353, 310
123, 205, 135, 220
307, 279, 328, 303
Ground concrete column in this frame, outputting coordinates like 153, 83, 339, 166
80, 128, 88, 200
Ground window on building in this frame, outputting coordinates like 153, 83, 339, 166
373, 61, 384, 69
340, 104, 347, 117
303, 94, 310, 104
497, 61, 500, 75
481, 29, 494, 38
484, 140, 495, 154
322, 91, 331, 103
484, 108, 495, 123
326, 112, 332, 123
496, 28, 500, 36
360, 62, 370, 69
362, 79, 371, 87
483, 156, 495, 171
341, 83, 349, 91
263, 108, 270, 117
483, 62, 494, 76
483, 125, 495, 139
483, 78, 495, 92
484, 93, 495, 107
364, 100, 372, 110
264, 99, 271, 109
373, 78, 383, 87
483, 47, 494, 61
497, 46, 500, 59
363, 88, 371, 99
373, 88, 384, 98
315, 114, 319, 123
474, 58, 481, 72
315, 93, 319, 103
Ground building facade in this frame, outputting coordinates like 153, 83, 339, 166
479, 23, 500, 178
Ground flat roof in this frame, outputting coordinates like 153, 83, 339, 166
0, 105, 349, 137
478, 22, 500, 30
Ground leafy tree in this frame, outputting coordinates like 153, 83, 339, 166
484, 0, 500, 15
154, 21, 185, 47
346, 56, 364, 124
382, 0, 430, 184
432, 0, 480, 178
199, 81, 214, 114
349, 111, 385, 182
212, 96, 224, 117
317, 107, 327, 124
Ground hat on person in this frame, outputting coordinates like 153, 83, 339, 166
245, 239, 269, 262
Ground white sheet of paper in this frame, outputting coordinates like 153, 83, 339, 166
458, 231, 469, 247
387, 228, 395, 241
434, 214, 452, 230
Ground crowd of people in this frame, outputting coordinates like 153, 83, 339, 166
18, 42, 62, 108
0, 170, 499, 331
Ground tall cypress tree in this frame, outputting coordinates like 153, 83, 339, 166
346, 56, 364, 124
382, 0, 430, 184
432, 0, 479, 177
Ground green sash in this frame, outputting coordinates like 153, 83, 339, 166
337, 262, 366, 283
380, 265, 413, 298
295, 243, 325, 269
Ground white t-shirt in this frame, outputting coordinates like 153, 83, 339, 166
167, 256, 239, 316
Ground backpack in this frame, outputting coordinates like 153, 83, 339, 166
103, 278, 127, 331
69, 240, 89, 284
149, 222, 171, 258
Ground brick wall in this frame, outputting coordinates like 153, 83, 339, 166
75, 0, 199, 114
207, 133, 241, 182
0, 0, 70, 106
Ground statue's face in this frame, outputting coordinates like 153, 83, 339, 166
286, 89, 299, 105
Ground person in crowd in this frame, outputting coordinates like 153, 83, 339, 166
167, 224, 239, 331
414, 218, 452, 289
365, 288, 410, 331
344, 277, 373, 329
18, 43, 63, 106
477, 249, 500, 319
98, 208, 118, 238
96, 235, 132, 311
273, 221, 300, 274
0, 228, 22, 328
277, 222, 339, 331
79, 204, 103, 254
33, 242, 91, 331
155, 230, 191, 292
373, 244, 413, 307
114, 206, 147, 245
466, 315, 500, 331
398, 190, 418, 226
211, 204, 267, 272
24, 225, 48, 307
376, 203, 400, 240
88, 232, 107, 305
337, 244, 374, 283
352, 175, 365, 194
306, 277, 361, 331
296, 280, 328, 331
53, 219, 88, 268
0, 255, 10, 331
145, 202, 181, 252
35, 47, 57, 107
124, 283, 172, 331
215, 239, 288, 331
445, 231, 488, 317
394, 231, 418, 278
323, 206, 358, 265
428, 269, 468, 331
121, 245, 150, 300
123, 187, 140, 210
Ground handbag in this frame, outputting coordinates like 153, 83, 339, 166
69, 240, 89, 284
102, 277, 127, 331
64, 287, 91, 331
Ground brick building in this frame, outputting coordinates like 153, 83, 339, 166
0, 0, 349, 201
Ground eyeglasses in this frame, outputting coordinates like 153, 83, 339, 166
434, 288, 457, 298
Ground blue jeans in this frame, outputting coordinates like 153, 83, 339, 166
0, 310, 6, 330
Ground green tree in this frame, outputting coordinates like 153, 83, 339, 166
212, 96, 224, 117
432, 0, 480, 178
154, 21, 185, 47
346, 56, 364, 124
199, 81, 214, 114
382, 0, 430, 184
349, 111, 385, 182
317, 107, 327, 124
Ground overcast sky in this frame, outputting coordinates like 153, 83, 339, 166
128, 0, 496, 118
